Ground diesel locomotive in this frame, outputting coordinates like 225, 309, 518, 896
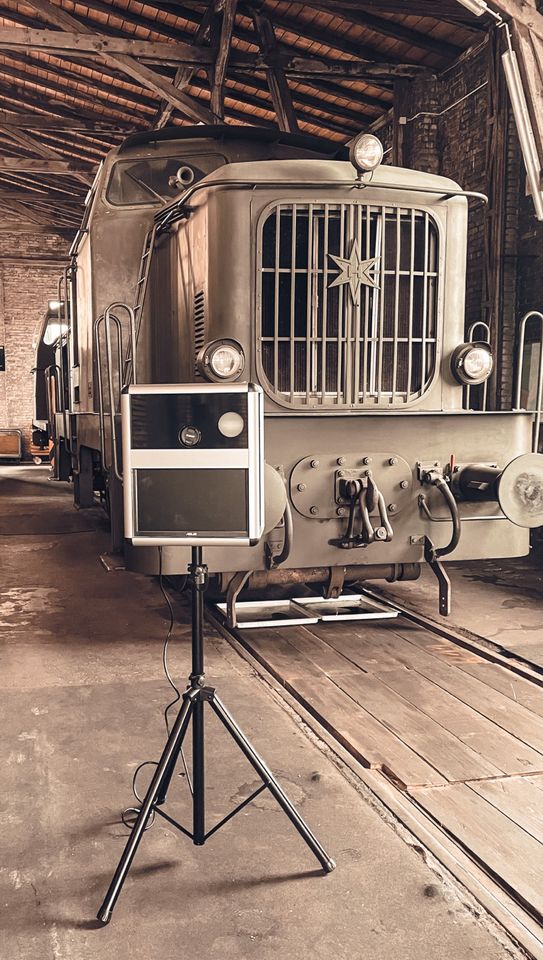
35, 124, 543, 616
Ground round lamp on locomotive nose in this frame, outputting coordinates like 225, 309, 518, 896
451, 341, 493, 385
197, 339, 245, 381
349, 133, 384, 175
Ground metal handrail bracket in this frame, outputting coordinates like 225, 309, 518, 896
93, 301, 136, 483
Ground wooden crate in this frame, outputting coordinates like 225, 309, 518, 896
0, 429, 22, 461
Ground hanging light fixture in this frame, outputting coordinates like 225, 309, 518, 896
502, 40, 543, 220
456, 0, 490, 15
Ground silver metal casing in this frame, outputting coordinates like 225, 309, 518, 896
122, 382, 264, 546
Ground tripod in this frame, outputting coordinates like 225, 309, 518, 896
97, 546, 335, 924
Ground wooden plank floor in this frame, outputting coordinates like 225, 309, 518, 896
238, 615, 543, 925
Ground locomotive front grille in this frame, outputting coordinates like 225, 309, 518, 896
258, 201, 440, 407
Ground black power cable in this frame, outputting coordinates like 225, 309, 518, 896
121, 548, 191, 830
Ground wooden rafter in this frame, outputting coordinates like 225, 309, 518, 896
0, 27, 218, 62
0, 158, 94, 175
154, 1, 217, 128
250, 4, 299, 132
0, 122, 94, 185
210, 0, 239, 119
0, 27, 430, 81
306, 3, 463, 59
24, 0, 221, 124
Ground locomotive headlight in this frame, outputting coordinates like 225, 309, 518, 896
349, 133, 384, 175
198, 339, 245, 381
451, 342, 493, 385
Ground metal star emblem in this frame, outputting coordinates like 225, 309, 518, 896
328, 239, 380, 305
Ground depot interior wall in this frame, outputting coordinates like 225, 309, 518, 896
0, 234, 68, 458
380, 36, 532, 410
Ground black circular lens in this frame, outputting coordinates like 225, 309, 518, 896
179, 425, 201, 447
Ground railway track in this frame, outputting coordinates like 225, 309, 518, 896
206, 591, 543, 960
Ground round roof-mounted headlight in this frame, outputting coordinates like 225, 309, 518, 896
349, 133, 384, 175
451, 342, 493, 385
197, 339, 245, 381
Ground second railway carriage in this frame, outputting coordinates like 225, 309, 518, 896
37, 124, 543, 616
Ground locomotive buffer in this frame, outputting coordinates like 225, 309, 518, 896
97, 384, 334, 924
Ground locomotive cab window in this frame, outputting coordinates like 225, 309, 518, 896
258, 202, 440, 408
107, 154, 226, 206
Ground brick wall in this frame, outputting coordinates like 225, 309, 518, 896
0, 232, 70, 459
378, 38, 525, 407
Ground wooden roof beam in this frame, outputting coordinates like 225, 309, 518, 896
488, 1, 543, 46
0, 221, 73, 236
250, 5, 299, 132
24, 0, 220, 125
305, 2, 463, 58
0, 123, 95, 184
0, 26, 219, 62
315, 1, 485, 24
210, 0, 239, 119
154, 0, 217, 128
0, 109, 131, 132
0, 26, 423, 82
0, 158, 95, 175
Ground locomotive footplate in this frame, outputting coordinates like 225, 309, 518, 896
290, 453, 412, 520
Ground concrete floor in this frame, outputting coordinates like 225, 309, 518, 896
0, 466, 525, 960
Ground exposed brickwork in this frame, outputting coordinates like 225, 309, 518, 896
0, 232, 69, 459
380, 38, 524, 408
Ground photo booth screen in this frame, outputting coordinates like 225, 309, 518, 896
122, 383, 264, 546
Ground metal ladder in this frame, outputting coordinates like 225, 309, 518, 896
123, 224, 156, 387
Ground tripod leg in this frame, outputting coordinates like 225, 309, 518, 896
192, 697, 205, 844
210, 694, 335, 873
97, 691, 196, 924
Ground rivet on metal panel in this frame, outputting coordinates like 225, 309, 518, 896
310, 506, 319, 515
388, 503, 397, 513
389, 457, 397, 466
337, 457, 346, 465
400, 480, 409, 489
297, 483, 306, 492
310, 459, 320, 469
363, 457, 371, 465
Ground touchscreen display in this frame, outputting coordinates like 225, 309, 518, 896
135, 468, 248, 535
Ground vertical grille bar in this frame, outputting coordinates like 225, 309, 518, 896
336, 203, 345, 404
407, 209, 415, 398
321, 202, 329, 403
377, 205, 386, 403
306, 203, 313, 404
289, 203, 297, 403
352, 203, 363, 405
392, 207, 401, 401
344, 203, 354, 405
362, 203, 371, 403
273, 203, 280, 393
